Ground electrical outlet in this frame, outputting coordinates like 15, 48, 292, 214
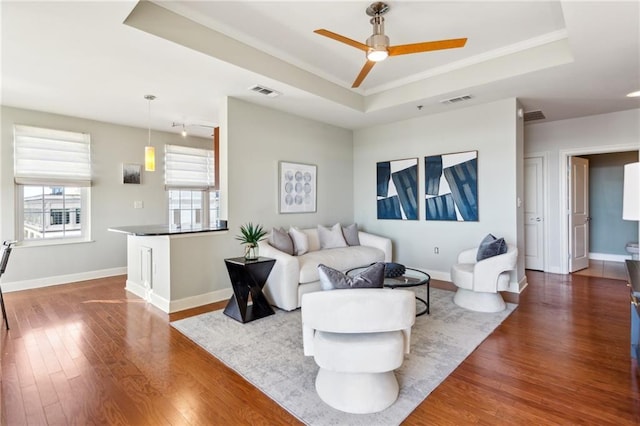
434, 247, 439, 254
134, 201, 144, 209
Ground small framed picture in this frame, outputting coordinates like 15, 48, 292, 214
279, 161, 317, 213
123, 163, 141, 184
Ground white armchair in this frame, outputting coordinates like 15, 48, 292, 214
301, 288, 415, 414
450, 244, 518, 312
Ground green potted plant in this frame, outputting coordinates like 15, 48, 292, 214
236, 222, 268, 260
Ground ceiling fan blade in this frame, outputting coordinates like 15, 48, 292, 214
352, 61, 376, 88
388, 38, 467, 56
314, 29, 369, 52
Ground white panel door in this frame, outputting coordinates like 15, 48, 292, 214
569, 156, 590, 272
524, 157, 544, 270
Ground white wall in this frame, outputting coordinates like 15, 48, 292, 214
0, 106, 212, 289
525, 108, 640, 273
353, 98, 525, 290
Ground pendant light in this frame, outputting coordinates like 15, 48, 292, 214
144, 94, 156, 171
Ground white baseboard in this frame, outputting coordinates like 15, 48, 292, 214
518, 275, 529, 293
424, 269, 450, 282
125, 279, 147, 300
588, 252, 630, 262
3, 267, 127, 293
169, 288, 233, 313
124, 280, 232, 314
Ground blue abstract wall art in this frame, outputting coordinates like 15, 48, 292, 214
424, 151, 478, 221
377, 158, 418, 220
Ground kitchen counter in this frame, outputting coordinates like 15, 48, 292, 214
109, 221, 232, 313
108, 221, 227, 236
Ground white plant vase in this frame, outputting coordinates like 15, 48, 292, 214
244, 244, 259, 260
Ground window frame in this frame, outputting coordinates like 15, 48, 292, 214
16, 184, 91, 245
166, 188, 219, 229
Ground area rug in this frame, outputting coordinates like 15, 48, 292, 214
171, 288, 516, 425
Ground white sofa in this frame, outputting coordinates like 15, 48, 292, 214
258, 228, 392, 311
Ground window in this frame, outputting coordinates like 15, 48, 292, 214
165, 144, 217, 228
14, 125, 91, 243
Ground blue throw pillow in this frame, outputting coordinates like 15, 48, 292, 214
318, 262, 384, 290
476, 234, 507, 261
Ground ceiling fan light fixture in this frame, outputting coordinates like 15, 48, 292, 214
366, 33, 389, 62
367, 48, 388, 62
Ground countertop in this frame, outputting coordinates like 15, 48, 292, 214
109, 221, 228, 236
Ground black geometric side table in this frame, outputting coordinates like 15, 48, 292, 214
223, 257, 276, 323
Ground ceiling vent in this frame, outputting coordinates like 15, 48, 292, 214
523, 110, 546, 122
440, 94, 473, 105
248, 84, 281, 98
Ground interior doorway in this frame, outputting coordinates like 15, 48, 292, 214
558, 144, 640, 275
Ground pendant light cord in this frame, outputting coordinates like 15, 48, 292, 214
144, 94, 156, 146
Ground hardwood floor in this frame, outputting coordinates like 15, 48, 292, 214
572, 259, 629, 281
1, 272, 638, 425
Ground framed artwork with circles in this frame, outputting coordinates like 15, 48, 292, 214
279, 161, 317, 213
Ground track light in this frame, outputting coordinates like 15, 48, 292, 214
172, 122, 188, 137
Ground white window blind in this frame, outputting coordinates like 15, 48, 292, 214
14, 125, 91, 186
165, 144, 215, 189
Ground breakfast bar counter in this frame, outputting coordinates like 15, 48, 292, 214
109, 221, 230, 314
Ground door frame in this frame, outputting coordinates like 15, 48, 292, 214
525, 151, 550, 272
558, 143, 639, 274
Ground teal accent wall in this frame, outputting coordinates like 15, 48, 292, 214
585, 151, 639, 255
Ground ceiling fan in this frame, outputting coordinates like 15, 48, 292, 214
314, 2, 467, 88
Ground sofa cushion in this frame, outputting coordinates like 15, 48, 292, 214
476, 233, 507, 261
304, 228, 321, 252
299, 246, 386, 284
269, 227, 294, 255
318, 223, 348, 249
289, 227, 309, 256
342, 223, 360, 246
318, 262, 384, 291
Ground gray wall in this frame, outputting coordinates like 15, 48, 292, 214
583, 151, 639, 255
0, 106, 212, 288
353, 98, 525, 290
176, 96, 356, 294
525, 108, 640, 273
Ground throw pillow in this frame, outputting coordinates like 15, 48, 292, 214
268, 227, 294, 256
342, 223, 360, 246
288, 226, 309, 256
317, 223, 348, 249
476, 233, 508, 261
383, 262, 406, 278
318, 262, 385, 291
